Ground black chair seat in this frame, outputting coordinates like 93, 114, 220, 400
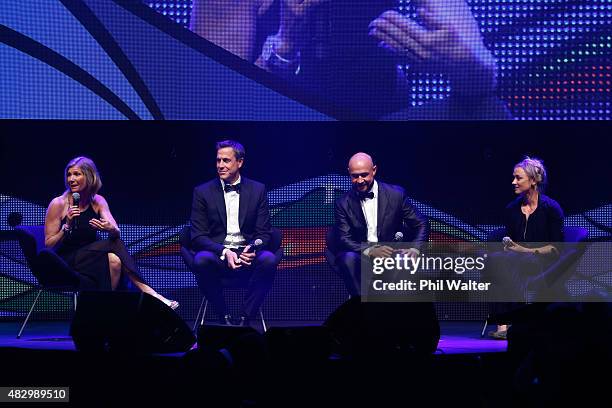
14, 225, 80, 338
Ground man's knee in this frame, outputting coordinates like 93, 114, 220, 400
254, 251, 278, 272
336, 251, 361, 270
193, 251, 219, 272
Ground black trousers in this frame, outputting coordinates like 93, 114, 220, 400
486, 250, 551, 324
192, 249, 277, 318
335, 251, 374, 297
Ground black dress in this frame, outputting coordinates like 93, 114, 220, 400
55, 206, 145, 291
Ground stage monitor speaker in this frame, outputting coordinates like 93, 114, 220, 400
324, 297, 440, 357
70, 291, 195, 353
264, 326, 331, 363
197, 324, 258, 351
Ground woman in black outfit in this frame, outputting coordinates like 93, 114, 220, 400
489, 156, 564, 339
44, 156, 178, 309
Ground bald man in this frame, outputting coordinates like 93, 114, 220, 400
331, 153, 429, 296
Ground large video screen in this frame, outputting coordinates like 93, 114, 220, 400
1, 0, 609, 120
150, 0, 611, 120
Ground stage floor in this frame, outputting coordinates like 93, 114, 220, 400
0, 321, 507, 355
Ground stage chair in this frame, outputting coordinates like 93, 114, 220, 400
325, 227, 355, 300
179, 225, 283, 332
14, 225, 80, 339
481, 226, 589, 337
324, 227, 340, 275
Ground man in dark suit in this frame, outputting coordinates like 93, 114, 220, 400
333, 152, 429, 296
190, 140, 277, 325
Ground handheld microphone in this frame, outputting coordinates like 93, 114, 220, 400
393, 232, 404, 242
71, 193, 80, 230
244, 238, 263, 254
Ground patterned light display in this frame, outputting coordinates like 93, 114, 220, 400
148, 0, 612, 120
2, 174, 610, 322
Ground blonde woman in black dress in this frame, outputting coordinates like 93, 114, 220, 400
44, 156, 178, 309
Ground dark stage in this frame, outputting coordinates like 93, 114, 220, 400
1, 320, 516, 406
0, 321, 507, 355
3, 313, 606, 407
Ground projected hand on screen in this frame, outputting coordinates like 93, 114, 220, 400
255, 0, 328, 71
190, 0, 275, 62
277, 0, 327, 50
368, 0, 497, 96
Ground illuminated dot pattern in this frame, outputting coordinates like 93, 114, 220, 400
145, 1, 610, 120
2, 179, 610, 321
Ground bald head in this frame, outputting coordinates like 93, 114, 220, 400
348, 152, 377, 193
348, 152, 374, 170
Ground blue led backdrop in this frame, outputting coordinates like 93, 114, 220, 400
1, 122, 610, 322
1, 0, 610, 120
146, 0, 612, 119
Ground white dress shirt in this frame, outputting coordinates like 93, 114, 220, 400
360, 180, 379, 243
221, 177, 245, 259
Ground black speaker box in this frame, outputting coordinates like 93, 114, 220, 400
197, 324, 258, 351
70, 291, 195, 353
265, 326, 332, 363
324, 297, 440, 357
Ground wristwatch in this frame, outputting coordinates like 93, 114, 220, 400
262, 35, 301, 75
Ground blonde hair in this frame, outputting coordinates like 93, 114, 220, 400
515, 156, 547, 192
64, 156, 102, 197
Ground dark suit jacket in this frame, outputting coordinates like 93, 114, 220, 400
333, 181, 429, 253
190, 177, 272, 256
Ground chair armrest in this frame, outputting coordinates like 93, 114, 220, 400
268, 228, 282, 253
180, 247, 195, 270
527, 248, 580, 295
37, 249, 81, 288
274, 247, 284, 265
324, 248, 339, 274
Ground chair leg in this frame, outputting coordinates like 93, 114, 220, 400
193, 298, 208, 332
73, 292, 78, 311
259, 309, 267, 332
481, 316, 489, 338
201, 300, 208, 326
17, 288, 43, 339
192, 302, 201, 332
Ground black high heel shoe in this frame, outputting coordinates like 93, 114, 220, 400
219, 314, 233, 326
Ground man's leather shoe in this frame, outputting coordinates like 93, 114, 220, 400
487, 330, 507, 340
